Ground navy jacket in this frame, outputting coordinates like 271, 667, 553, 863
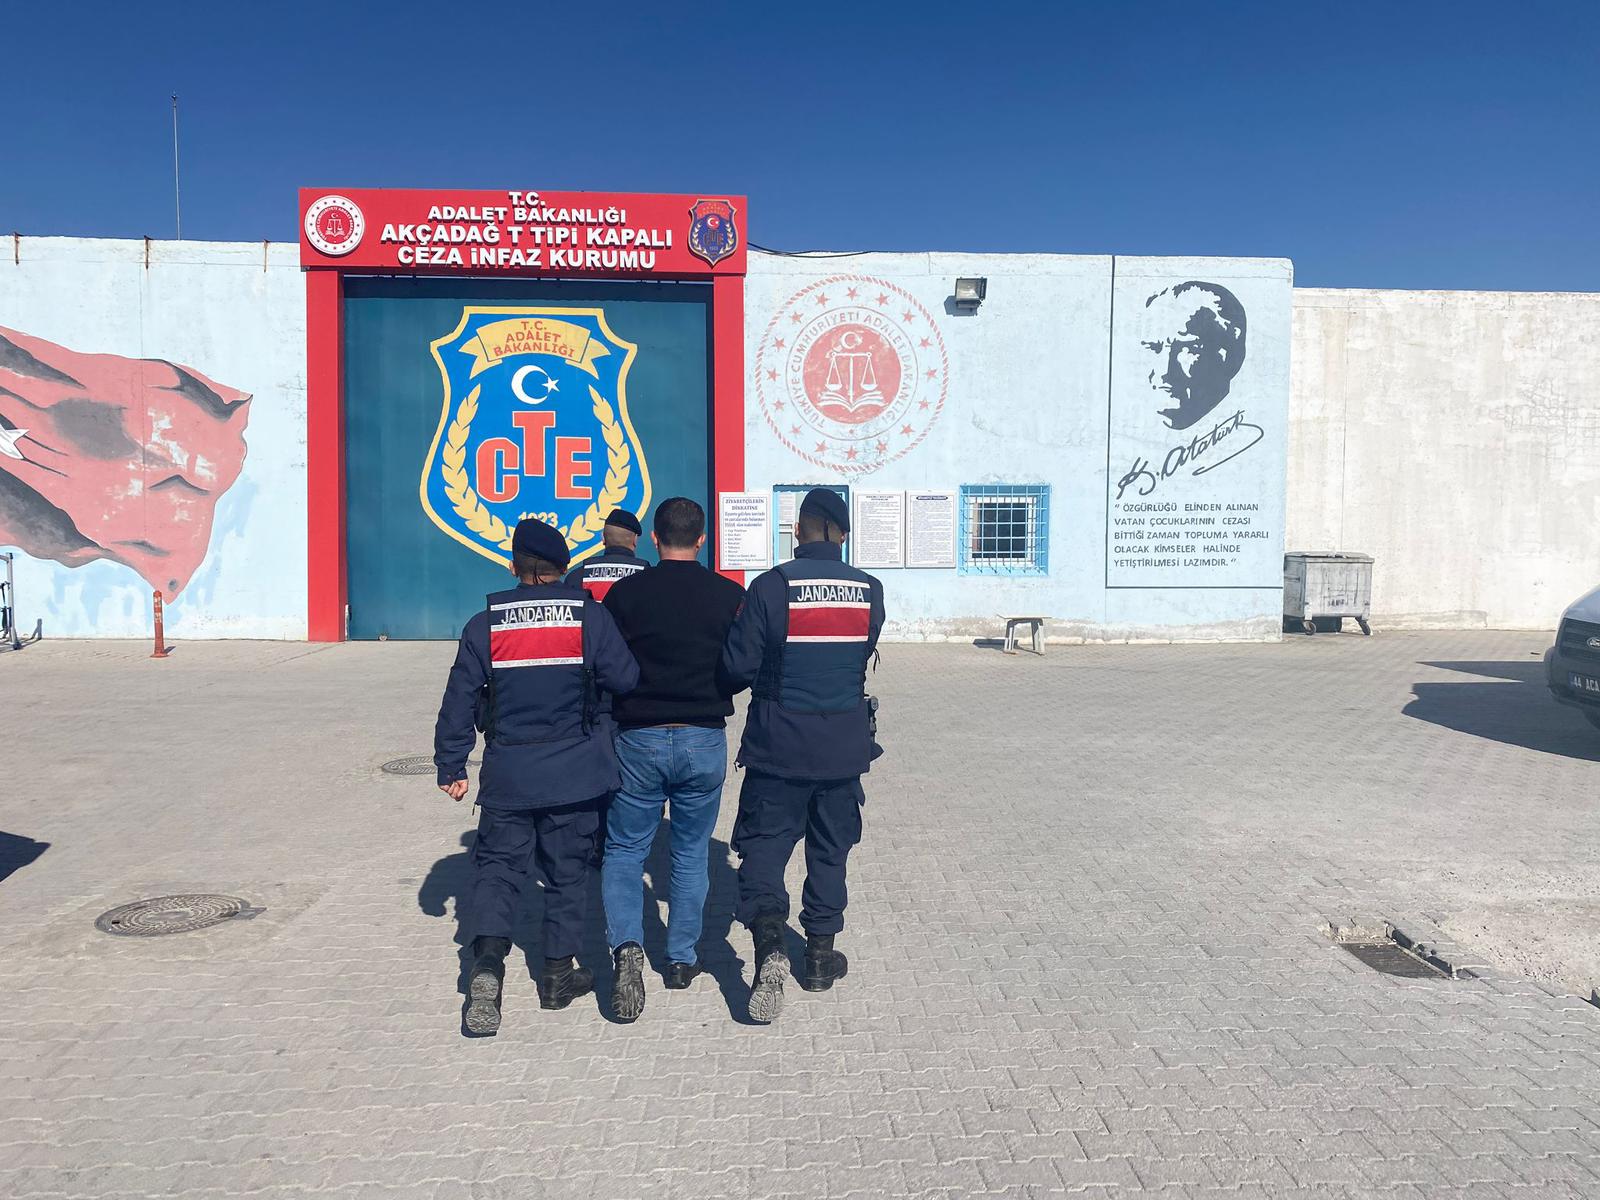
433, 581, 639, 810
563, 547, 650, 601
720, 541, 885, 780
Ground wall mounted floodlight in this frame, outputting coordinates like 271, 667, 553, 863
953, 276, 987, 311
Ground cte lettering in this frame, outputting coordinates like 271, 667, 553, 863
477, 411, 592, 504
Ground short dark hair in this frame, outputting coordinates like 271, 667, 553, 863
796, 512, 844, 544
653, 497, 704, 549
513, 551, 564, 582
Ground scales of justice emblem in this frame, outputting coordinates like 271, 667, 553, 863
817, 330, 886, 417
419, 306, 651, 569
755, 276, 948, 473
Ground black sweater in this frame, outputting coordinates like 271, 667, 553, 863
602, 559, 746, 728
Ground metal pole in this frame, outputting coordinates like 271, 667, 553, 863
171, 94, 182, 241
1, 552, 17, 650
151, 589, 172, 658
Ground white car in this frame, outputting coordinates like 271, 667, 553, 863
1545, 584, 1600, 730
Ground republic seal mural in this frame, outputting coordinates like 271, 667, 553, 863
420, 307, 651, 569
754, 276, 948, 475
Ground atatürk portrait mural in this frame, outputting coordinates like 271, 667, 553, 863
1140, 281, 1247, 431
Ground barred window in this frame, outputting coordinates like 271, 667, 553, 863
959, 485, 1049, 575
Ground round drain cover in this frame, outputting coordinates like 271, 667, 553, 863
381, 755, 479, 775
95, 894, 250, 937
382, 756, 436, 775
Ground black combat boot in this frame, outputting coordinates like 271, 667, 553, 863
746, 914, 790, 1023
464, 936, 511, 1036
611, 942, 646, 1023
537, 956, 595, 1011
800, 933, 848, 992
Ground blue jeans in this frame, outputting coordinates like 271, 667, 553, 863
602, 726, 728, 965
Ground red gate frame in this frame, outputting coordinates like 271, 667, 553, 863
300, 188, 747, 641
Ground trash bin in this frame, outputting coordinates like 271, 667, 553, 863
1283, 552, 1373, 636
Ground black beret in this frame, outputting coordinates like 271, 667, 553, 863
799, 487, 850, 533
511, 517, 571, 571
604, 508, 642, 535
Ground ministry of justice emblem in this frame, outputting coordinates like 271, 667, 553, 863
421, 306, 651, 569
754, 276, 948, 473
687, 199, 739, 267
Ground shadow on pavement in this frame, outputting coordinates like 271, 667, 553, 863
637, 827, 763, 1026
1405, 659, 1600, 761
0, 832, 48, 886
416, 831, 484, 1032
417, 819, 759, 1028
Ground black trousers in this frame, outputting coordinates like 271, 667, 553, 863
471, 799, 600, 959
732, 771, 864, 936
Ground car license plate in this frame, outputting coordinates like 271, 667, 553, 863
1570, 672, 1600, 696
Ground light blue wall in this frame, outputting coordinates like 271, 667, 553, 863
743, 251, 1293, 641
2, 238, 1288, 642
0, 238, 307, 639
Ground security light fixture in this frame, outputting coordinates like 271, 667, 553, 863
953, 276, 987, 311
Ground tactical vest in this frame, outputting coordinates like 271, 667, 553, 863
482, 585, 595, 745
577, 555, 647, 600
753, 559, 874, 714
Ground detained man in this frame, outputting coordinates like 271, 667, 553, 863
599, 497, 746, 1021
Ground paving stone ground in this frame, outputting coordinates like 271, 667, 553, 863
2, 630, 1600, 1198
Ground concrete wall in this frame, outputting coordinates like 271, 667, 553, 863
0, 238, 307, 639
1289, 289, 1600, 629
18, 235, 1592, 641
744, 252, 1295, 642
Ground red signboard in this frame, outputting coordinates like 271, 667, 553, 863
298, 188, 746, 277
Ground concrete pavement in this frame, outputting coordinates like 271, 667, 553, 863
2, 630, 1599, 1197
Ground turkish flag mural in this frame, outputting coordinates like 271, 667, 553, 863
0, 326, 252, 598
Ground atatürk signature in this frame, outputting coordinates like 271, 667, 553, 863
1115, 409, 1265, 500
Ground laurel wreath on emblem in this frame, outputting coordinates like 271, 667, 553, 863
441, 384, 630, 552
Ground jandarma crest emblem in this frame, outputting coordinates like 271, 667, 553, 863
687, 199, 739, 267
420, 307, 651, 568
755, 276, 948, 474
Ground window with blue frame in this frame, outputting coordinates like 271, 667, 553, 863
773, 484, 850, 564
959, 484, 1049, 576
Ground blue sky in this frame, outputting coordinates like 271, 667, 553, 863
4, 1, 1595, 290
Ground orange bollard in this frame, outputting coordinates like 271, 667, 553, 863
151, 590, 172, 659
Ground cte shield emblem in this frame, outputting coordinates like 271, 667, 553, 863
421, 307, 651, 569
688, 199, 739, 267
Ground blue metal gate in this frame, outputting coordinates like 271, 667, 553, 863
344, 278, 710, 639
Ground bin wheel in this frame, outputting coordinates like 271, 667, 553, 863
1301, 620, 1317, 635
1357, 618, 1372, 636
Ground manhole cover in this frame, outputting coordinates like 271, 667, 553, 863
381, 755, 480, 775
95, 894, 254, 937
1339, 941, 1447, 978
381, 756, 436, 775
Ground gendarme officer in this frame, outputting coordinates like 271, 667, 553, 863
434, 517, 639, 1035
564, 508, 649, 599
561, 506, 649, 868
719, 487, 885, 1022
